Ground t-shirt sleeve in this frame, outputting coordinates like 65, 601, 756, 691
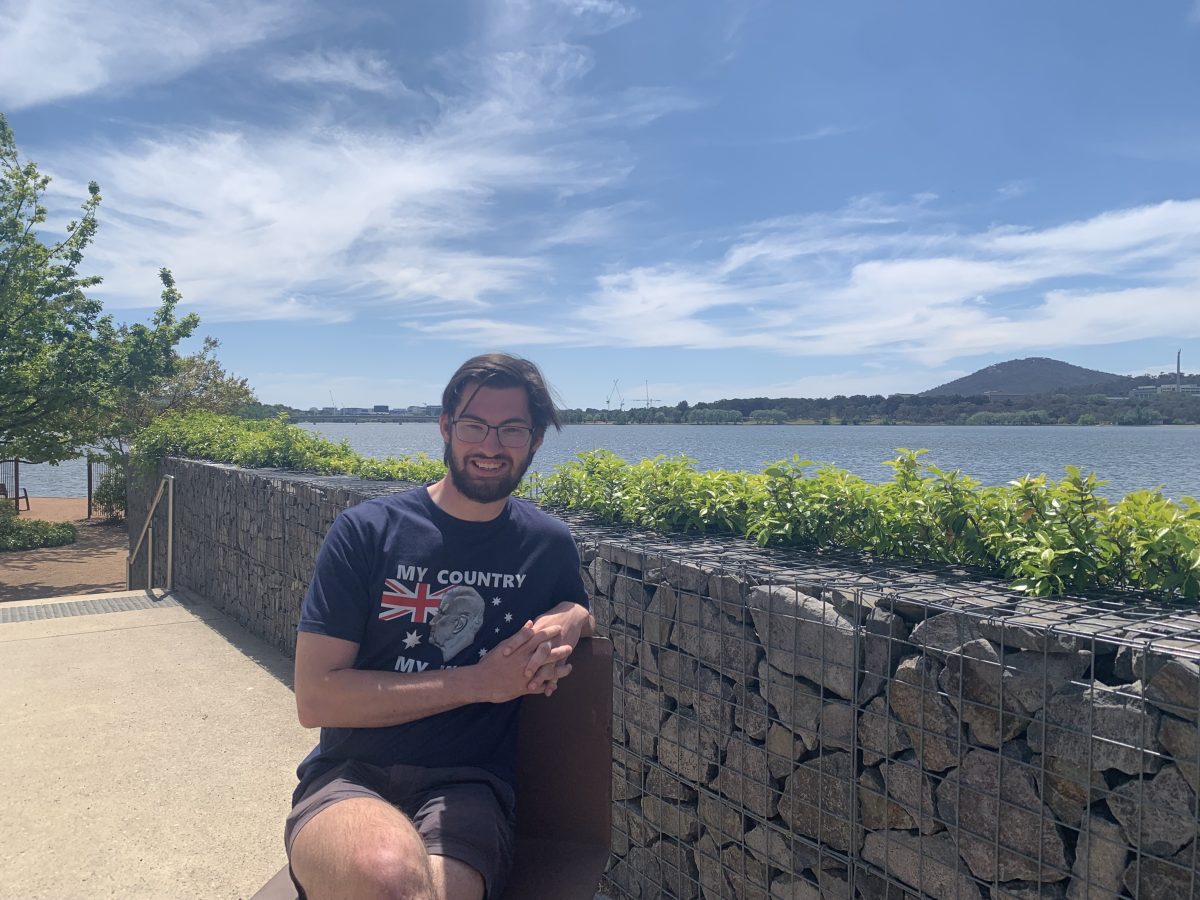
299, 509, 374, 643
554, 526, 590, 610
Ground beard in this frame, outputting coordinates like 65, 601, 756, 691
445, 445, 533, 503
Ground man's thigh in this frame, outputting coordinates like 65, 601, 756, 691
286, 762, 516, 899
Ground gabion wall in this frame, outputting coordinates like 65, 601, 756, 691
131, 460, 1200, 898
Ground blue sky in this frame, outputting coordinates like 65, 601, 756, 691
5, 0, 1200, 409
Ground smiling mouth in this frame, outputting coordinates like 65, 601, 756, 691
469, 458, 508, 473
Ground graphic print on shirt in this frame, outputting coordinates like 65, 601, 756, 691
428, 585, 486, 660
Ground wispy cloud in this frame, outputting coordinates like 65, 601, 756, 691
549, 196, 1200, 363
0, 0, 301, 109
268, 48, 409, 94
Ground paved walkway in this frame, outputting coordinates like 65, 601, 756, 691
0, 589, 315, 899
0, 497, 128, 602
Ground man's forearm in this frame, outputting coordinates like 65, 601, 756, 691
297, 665, 488, 729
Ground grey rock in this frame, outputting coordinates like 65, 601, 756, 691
646, 767, 696, 802
607, 845, 662, 899
694, 830, 733, 900
643, 582, 677, 646
750, 586, 861, 700
658, 648, 700, 707
1147, 658, 1200, 722
644, 557, 709, 596
678, 666, 735, 743
721, 841, 772, 900
618, 675, 668, 758
1108, 764, 1198, 857
714, 734, 778, 819
652, 837, 701, 900
779, 752, 861, 855
859, 766, 916, 831
635, 641, 659, 684
599, 542, 645, 571
676, 591, 761, 678
589, 552, 618, 595
736, 680, 771, 741
860, 695, 913, 767
883, 751, 944, 834
862, 607, 911, 702
758, 659, 821, 747
698, 788, 743, 841
766, 723, 807, 780
1066, 811, 1127, 900
768, 876, 821, 900
658, 710, 721, 784
936, 742, 1069, 883
1039, 754, 1107, 829
861, 831, 984, 900
908, 612, 984, 657
613, 573, 648, 627
993, 883, 1067, 900
821, 701, 856, 752
640, 794, 699, 842
1161, 714, 1200, 796
1027, 683, 1163, 776
888, 655, 964, 772
1122, 843, 1200, 900
939, 638, 1086, 748
613, 763, 642, 801
744, 824, 820, 877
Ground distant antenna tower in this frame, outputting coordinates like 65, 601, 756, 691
642, 380, 660, 408
1178, 349, 1183, 391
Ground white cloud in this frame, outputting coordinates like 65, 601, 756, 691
0, 0, 300, 109
268, 48, 408, 94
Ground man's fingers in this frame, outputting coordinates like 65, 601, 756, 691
500, 621, 535, 656
524, 641, 571, 679
527, 659, 572, 693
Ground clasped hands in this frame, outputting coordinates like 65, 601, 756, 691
477, 603, 588, 702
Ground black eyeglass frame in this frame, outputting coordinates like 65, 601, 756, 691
450, 418, 535, 448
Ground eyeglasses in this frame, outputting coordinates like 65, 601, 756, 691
451, 419, 534, 448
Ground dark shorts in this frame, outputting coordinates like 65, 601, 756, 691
285, 760, 517, 899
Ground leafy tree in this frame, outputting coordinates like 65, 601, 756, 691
0, 114, 236, 464
1, 113, 106, 462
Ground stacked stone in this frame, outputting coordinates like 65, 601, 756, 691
594, 542, 1200, 900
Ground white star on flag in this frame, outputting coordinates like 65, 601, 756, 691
478, 648, 488, 658
402, 631, 421, 649
504, 612, 513, 622
492, 597, 502, 606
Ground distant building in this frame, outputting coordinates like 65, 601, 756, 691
425, 405, 443, 416
340, 407, 369, 415
1129, 383, 1200, 398
406, 405, 426, 415
372, 405, 390, 413
320, 406, 338, 414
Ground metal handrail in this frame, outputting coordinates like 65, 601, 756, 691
127, 474, 175, 591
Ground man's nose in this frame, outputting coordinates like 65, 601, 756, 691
480, 427, 505, 451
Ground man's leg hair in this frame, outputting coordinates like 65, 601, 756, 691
290, 796, 437, 900
429, 855, 485, 900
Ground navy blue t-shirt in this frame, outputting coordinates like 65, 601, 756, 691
294, 486, 589, 803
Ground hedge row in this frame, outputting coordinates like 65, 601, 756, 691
0, 505, 77, 551
134, 412, 1200, 599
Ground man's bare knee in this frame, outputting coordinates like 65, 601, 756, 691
291, 797, 435, 900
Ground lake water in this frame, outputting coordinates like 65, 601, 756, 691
18, 424, 1199, 502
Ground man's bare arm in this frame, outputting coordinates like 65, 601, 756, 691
294, 623, 572, 729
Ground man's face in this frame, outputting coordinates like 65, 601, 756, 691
441, 384, 543, 504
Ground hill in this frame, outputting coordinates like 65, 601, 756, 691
921, 357, 1127, 397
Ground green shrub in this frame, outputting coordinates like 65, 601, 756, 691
92, 466, 127, 520
0, 504, 77, 551
134, 413, 1200, 600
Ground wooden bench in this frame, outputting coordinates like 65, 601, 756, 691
0, 484, 30, 511
252, 636, 613, 900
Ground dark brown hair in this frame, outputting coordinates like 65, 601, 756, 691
441, 352, 562, 437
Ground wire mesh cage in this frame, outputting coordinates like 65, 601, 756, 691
558, 509, 1200, 900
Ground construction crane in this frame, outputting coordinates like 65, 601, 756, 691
641, 380, 659, 408
606, 380, 624, 412
328, 390, 337, 410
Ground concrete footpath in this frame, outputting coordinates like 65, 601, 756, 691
0, 589, 315, 899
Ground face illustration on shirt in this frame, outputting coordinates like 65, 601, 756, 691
429, 585, 486, 661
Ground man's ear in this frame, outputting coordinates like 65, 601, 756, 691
530, 429, 545, 455
439, 414, 452, 444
